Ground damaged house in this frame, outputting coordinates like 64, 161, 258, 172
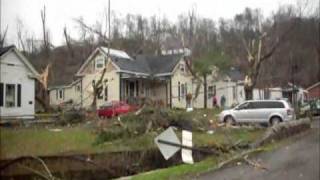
0, 46, 39, 118
49, 46, 218, 109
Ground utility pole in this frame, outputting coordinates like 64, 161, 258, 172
108, 0, 110, 57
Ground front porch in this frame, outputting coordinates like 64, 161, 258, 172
119, 74, 171, 107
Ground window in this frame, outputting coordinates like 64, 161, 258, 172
185, 83, 188, 95
181, 83, 185, 98
237, 102, 250, 110
232, 86, 237, 100
104, 85, 108, 101
180, 63, 185, 73
75, 84, 81, 92
264, 89, 270, 99
250, 101, 285, 109
0, 83, 3, 107
208, 86, 214, 98
97, 86, 103, 99
95, 58, 105, 69
17, 84, 21, 107
6, 84, 15, 107
58, 89, 64, 100
178, 82, 180, 101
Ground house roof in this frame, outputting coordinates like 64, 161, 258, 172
227, 68, 244, 81
112, 54, 183, 75
0, 45, 15, 56
306, 81, 320, 91
77, 46, 184, 77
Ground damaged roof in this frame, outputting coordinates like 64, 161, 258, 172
111, 54, 183, 75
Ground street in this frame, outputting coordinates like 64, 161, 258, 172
196, 117, 320, 180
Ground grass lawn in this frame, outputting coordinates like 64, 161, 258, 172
0, 124, 264, 160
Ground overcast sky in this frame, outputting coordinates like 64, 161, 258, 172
1, 0, 313, 46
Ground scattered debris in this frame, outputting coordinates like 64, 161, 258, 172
207, 130, 215, 134
243, 155, 268, 171
48, 128, 62, 132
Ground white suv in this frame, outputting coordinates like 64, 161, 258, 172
219, 100, 294, 125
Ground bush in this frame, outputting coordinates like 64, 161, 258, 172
93, 126, 130, 145
58, 110, 85, 125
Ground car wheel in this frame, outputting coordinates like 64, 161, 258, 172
270, 116, 281, 126
225, 116, 235, 125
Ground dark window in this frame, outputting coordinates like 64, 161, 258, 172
208, 86, 213, 98
181, 84, 185, 98
104, 85, 108, 101
0, 83, 3, 107
97, 86, 103, 99
178, 82, 180, 101
237, 102, 250, 109
56, 89, 58, 99
6, 84, 15, 107
269, 101, 285, 108
251, 101, 285, 109
136, 81, 139, 96
59, 89, 64, 99
17, 84, 21, 107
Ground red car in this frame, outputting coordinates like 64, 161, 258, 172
98, 101, 137, 118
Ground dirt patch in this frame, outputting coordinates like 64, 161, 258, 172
0, 147, 213, 179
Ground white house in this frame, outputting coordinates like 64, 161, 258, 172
0, 46, 39, 119
48, 79, 82, 108
210, 68, 246, 108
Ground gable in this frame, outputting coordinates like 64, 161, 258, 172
80, 51, 104, 74
1, 48, 39, 77
171, 57, 191, 76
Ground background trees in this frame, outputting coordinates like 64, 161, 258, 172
8, 1, 318, 108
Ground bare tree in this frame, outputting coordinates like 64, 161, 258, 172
241, 13, 296, 99
63, 26, 74, 57
0, 26, 8, 48
91, 0, 111, 111
16, 18, 26, 52
40, 5, 50, 55
74, 17, 110, 44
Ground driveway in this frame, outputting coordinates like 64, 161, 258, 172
195, 117, 320, 180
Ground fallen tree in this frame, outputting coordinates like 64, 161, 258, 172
251, 118, 311, 148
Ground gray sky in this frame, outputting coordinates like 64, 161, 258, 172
1, 0, 309, 46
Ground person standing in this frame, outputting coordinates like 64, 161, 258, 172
220, 95, 226, 109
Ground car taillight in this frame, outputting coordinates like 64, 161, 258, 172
287, 109, 292, 115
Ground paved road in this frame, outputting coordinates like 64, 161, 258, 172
196, 117, 320, 180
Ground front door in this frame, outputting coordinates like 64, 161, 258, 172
129, 82, 135, 97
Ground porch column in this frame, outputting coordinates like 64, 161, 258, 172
170, 77, 172, 108
119, 73, 122, 101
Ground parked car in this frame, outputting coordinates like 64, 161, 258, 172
219, 100, 294, 126
98, 101, 137, 118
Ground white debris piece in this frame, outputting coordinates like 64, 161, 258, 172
181, 130, 194, 164
101, 47, 132, 59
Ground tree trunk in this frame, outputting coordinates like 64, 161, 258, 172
203, 74, 207, 109
244, 85, 253, 100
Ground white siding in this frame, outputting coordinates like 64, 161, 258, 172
0, 51, 36, 118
